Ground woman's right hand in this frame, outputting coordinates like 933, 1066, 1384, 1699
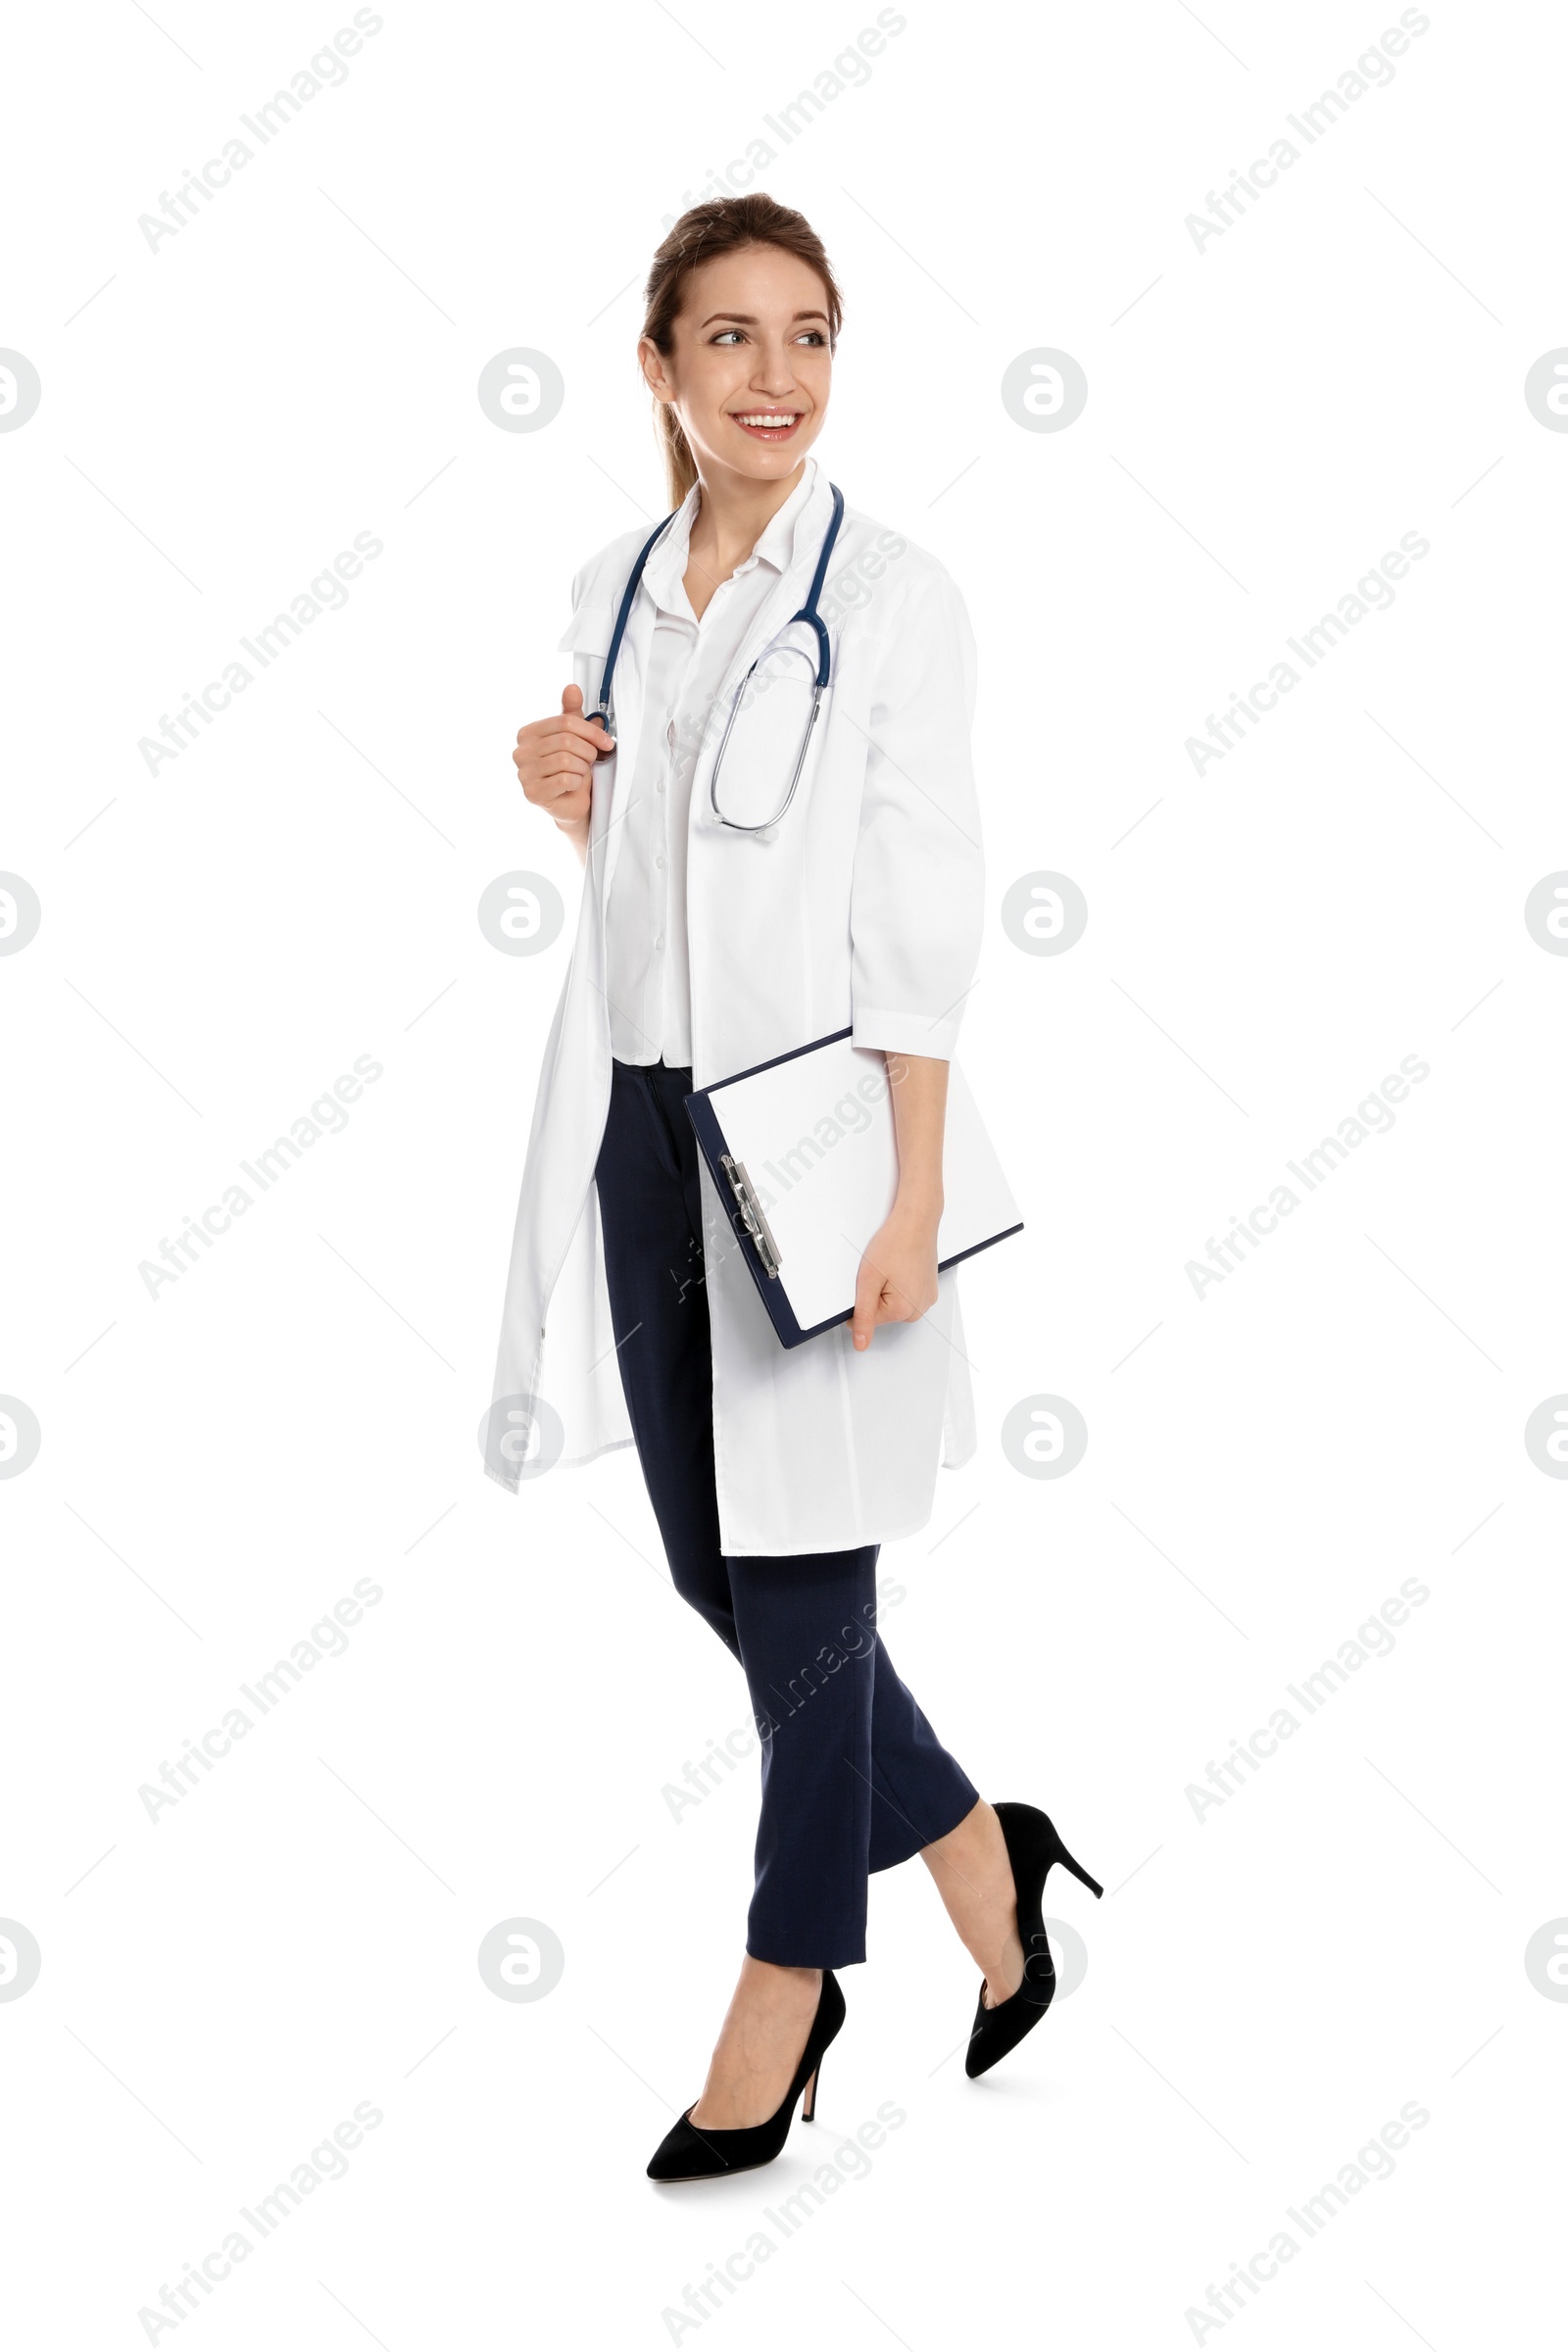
513, 684, 615, 850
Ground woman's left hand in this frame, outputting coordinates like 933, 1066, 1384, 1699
851, 1201, 941, 1351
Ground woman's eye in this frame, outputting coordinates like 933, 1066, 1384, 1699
712, 329, 745, 345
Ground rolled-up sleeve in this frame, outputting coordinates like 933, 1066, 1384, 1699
849, 559, 984, 1062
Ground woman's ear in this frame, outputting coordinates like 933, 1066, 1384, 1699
638, 337, 674, 403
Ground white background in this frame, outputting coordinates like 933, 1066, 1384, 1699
4, 0, 1565, 2344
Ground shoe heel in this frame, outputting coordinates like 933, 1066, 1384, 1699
802, 2063, 820, 2123
1050, 1831, 1103, 1900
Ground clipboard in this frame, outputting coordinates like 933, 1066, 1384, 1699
683, 1028, 1023, 1348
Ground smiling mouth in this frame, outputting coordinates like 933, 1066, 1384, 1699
731, 412, 804, 437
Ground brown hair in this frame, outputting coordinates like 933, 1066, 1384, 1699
640, 194, 844, 509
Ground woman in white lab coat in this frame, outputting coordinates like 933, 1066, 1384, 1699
496, 195, 1100, 2181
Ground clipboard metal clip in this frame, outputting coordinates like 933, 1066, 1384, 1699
719, 1154, 783, 1280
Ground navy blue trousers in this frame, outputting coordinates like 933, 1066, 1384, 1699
594, 1056, 979, 1968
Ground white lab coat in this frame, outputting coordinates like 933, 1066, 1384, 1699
487, 463, 985, 1553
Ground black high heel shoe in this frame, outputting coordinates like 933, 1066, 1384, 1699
965, 1802, 1102, 2082
646, 1969, 847, 2182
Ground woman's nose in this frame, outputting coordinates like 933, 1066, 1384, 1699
752, 351, 798, 393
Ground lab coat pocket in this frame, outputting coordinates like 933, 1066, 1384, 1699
556, 610, 612, 718
555, 595, 613, 658
552, 610, 618, 857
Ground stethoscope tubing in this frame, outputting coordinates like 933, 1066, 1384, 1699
591, 480, 846, 832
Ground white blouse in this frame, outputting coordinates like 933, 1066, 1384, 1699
603, 458, 819, 1066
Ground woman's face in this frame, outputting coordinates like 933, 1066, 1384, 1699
640, 243, 833, 491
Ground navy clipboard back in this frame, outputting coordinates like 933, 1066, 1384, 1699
683, 1028, 1023, 1349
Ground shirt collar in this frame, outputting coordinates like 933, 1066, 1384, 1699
644, 454, 819, 616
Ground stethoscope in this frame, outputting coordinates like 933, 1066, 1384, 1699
591, 480, 846, 834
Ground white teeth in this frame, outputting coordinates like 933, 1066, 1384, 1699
736, 414, 799, 427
